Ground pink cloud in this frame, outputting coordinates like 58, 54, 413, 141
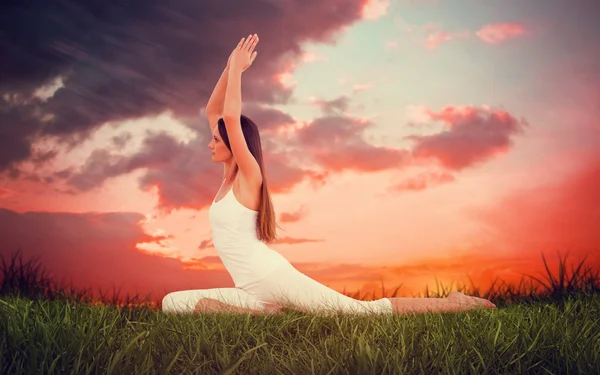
389, 171, 455, 192
272, 236, 324, 245
426, 30, 470, 50
404, 21, 526, 50
405, 106, 528, 170
279, 205, 308, 223
361, 0, 391, 21
294, 115, 410, 172
353, 83, 374, 93
476, 23, 526, 44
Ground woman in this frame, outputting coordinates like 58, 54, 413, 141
162, 34, 496, 316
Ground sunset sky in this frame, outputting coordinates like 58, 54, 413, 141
1, 0, 598, 304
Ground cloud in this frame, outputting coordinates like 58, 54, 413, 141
353, 83, 374, 93
58, 105, 330, 211
237, 103, 298, 134
311, 95, 351, 116
361, 0, 391, 21
0, 0, 368, 174
402, 21, 525, 51
476, 23, 526, 44
279, 205, 309, 223
405, 106, 528, 170
272, 236, 325, 245
198, 239, 214, 250
0, 187, 16, 198
389, 171, 455, 192
425, 30, 470, 51
293, 115, 410, 172
59, 103, 525, 210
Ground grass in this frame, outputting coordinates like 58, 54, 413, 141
1, 248, 599, 374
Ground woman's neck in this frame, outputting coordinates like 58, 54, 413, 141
223, 160, 238, 182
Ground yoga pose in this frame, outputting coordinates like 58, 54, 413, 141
161, 34, 496, 316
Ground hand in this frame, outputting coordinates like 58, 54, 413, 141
229, 34, 259, 73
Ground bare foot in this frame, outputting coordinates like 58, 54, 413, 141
263, 303, 284, 315
448, 292, 496, 309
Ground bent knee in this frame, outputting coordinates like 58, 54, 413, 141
161, 292, 179, 313
162, 291, 197, 314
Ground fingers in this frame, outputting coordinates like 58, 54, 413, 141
249, 34, 259, 52
242, 34, 253, 49
242, 34, 259, 52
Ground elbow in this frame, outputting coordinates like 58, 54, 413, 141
222, 97, 241, 118
222, 113, 240, 122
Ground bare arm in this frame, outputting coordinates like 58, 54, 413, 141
222, 35, 262, 185
222, 68, 262, 185
206, 63, 229, 127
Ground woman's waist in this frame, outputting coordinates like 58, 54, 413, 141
213, 235, 268, 252
215, 241, 286, 262
212, 228, 259, 240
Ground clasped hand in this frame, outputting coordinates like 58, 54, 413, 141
227, 34, 259, 73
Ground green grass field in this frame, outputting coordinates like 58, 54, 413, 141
1, 249, 598, 374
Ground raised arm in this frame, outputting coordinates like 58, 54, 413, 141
223, 34, 261, 186
204, 50, 236, 129
205, 67, 229, 129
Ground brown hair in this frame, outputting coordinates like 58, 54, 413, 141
218, 115, 279, 243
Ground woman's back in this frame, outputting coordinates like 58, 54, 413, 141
209, 184, 290, 289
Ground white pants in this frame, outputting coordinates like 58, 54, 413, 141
162, 261, 393, 316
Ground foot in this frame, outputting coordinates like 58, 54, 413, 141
447, 291, 496, 309
263, 303, 284, 315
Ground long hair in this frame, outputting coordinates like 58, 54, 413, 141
218, 115, 279, 243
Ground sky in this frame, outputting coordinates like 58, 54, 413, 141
1, 0, 599, 305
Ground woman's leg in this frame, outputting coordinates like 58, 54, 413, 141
388, 291, 495, 314
244, 262, 394, 316
244, 263, 496, 316
162, 287, 278, 315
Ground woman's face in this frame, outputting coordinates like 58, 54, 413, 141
208, 125, 232, 163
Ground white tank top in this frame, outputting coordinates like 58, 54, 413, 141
208, 184, 290, 289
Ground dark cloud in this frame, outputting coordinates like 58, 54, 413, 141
313, 95, 351, 116
198, 239, 214, 251
240, 103, 297, 134
111, 132, 133, 148
0, 0, 366, 173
